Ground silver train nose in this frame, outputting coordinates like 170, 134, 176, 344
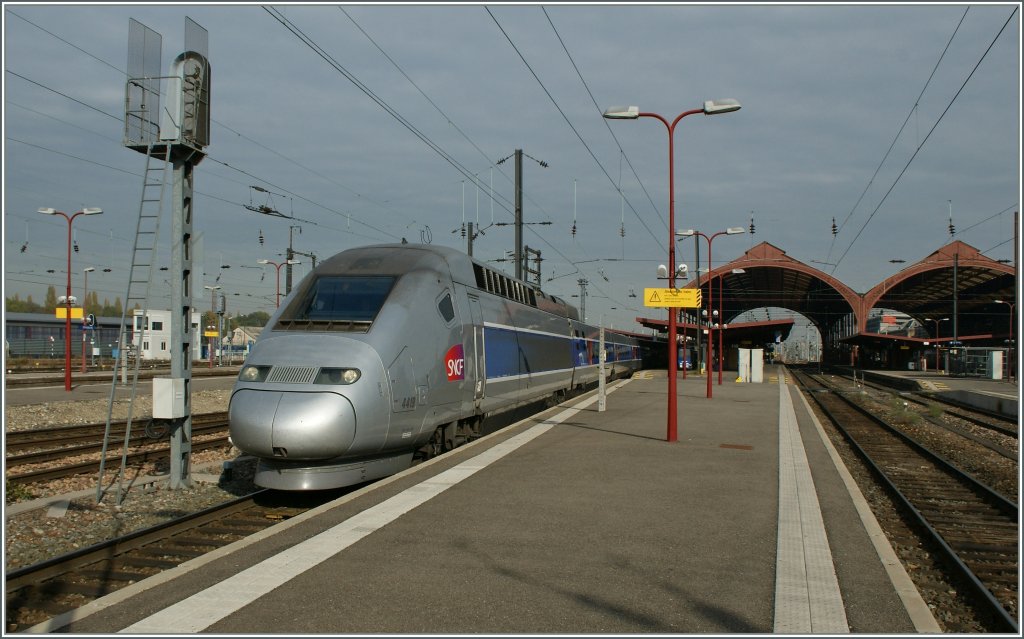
229, 390, 356, 460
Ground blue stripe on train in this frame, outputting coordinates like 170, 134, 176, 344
484, 325, 639, 379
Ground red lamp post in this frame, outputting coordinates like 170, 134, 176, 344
38, 207, 102, 391
604, 100, 741, 442
259, 258, 300, 307
677, 227, 746, 399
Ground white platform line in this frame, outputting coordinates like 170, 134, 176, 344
119, 382, 626, 634
796, 389, 941, 632
773, 376, 849, 633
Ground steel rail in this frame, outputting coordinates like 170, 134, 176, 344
794, 370, 1018, 632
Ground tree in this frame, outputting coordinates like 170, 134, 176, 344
44, 286, 58, 310
5, 294, 43, 313
234, 311, 270, 327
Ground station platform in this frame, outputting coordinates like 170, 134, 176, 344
36, 366, 939, 634
846, 367, 1019, 418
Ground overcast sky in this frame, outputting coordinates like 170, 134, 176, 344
3, 2, 1020, 333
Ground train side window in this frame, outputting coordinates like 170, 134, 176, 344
473, 264, 487, 289
437, 292, 456, 325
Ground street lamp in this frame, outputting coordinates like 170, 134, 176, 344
38, 206, 102, 391
677, 227, 746, 399
604, 99, 741, 442
81, 267, 95, 373
994, 300, 1015, 381
930, 317, 949, 372
258, 258, 300, 307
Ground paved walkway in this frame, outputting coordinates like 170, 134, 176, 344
39, 367, 935, 634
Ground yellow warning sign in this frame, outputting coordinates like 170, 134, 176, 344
644, 288, 701, 308
55, 307, 84, 319
203, 331, 219, 337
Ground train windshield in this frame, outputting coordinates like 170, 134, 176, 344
283, 275, 396, 327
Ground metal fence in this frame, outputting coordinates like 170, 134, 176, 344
947, 346, 1008, 379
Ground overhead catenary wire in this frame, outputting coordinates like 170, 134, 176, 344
830, 6, 1018, 273
541, 7, 666, 238
486, 6, 663, 253
826, 6, 971, 264
5, 13, 413, 239
5, 68, 401, 245
279, 6, 635, 312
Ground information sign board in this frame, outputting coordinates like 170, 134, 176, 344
643, 288, 702, 308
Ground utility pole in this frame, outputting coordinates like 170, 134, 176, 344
286, 224, 301, 295
497, 149, 547, 280
118, 17, 212, 493
577, 278, 588, 323
514, 149, 523, 280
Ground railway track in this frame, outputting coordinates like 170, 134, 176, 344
792, 369, 1018, 632
816, 365, 1018, 439
803, 366, 1018, 461
4, 413, 230, 485
3, 367, 238, 389
3, 490, 335, 633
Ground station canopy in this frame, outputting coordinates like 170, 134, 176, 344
638, 240, 1015, 345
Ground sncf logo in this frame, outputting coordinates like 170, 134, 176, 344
445, 344, 465, 381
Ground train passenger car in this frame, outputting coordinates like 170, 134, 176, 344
228, 244, 640, 490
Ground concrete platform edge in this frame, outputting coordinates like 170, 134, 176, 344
795, 384, 942, 633
22, 382, 625, 634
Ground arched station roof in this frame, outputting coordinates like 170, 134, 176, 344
653, 240, 1016, 344
864, 241, 1016, 339
681, 242, 860, 333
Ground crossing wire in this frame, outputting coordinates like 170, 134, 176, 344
830, 6, 1019, 273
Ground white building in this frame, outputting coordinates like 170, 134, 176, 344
132, 309, 203, 361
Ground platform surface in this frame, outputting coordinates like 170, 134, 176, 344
40, 366, 935, 634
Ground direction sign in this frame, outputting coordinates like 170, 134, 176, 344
644, 288, 702, 308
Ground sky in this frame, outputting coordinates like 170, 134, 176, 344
3, 2, 1021, 335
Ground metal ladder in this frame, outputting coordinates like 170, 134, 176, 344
97, 144, 171, 504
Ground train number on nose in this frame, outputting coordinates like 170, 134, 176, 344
445, 344, 465, 381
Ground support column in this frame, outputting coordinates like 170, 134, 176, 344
169, 156, 195, 490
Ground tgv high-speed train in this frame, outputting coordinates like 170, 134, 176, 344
228, 244, 641, 490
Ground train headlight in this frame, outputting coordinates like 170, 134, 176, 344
315, 367, 361, 385
239, 365, 270, 382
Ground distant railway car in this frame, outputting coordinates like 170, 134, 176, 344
228, 244, 640, 490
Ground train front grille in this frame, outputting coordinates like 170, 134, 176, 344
267, 366, 319, 384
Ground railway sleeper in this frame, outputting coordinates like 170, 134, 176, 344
118, 556, 181, 569
76, 568, 147, 583
12, 579, 111, 599
195, 525, 254, 537
12, 594, 83, 616
132, 546, 207, 559
164, 536, 223, 549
